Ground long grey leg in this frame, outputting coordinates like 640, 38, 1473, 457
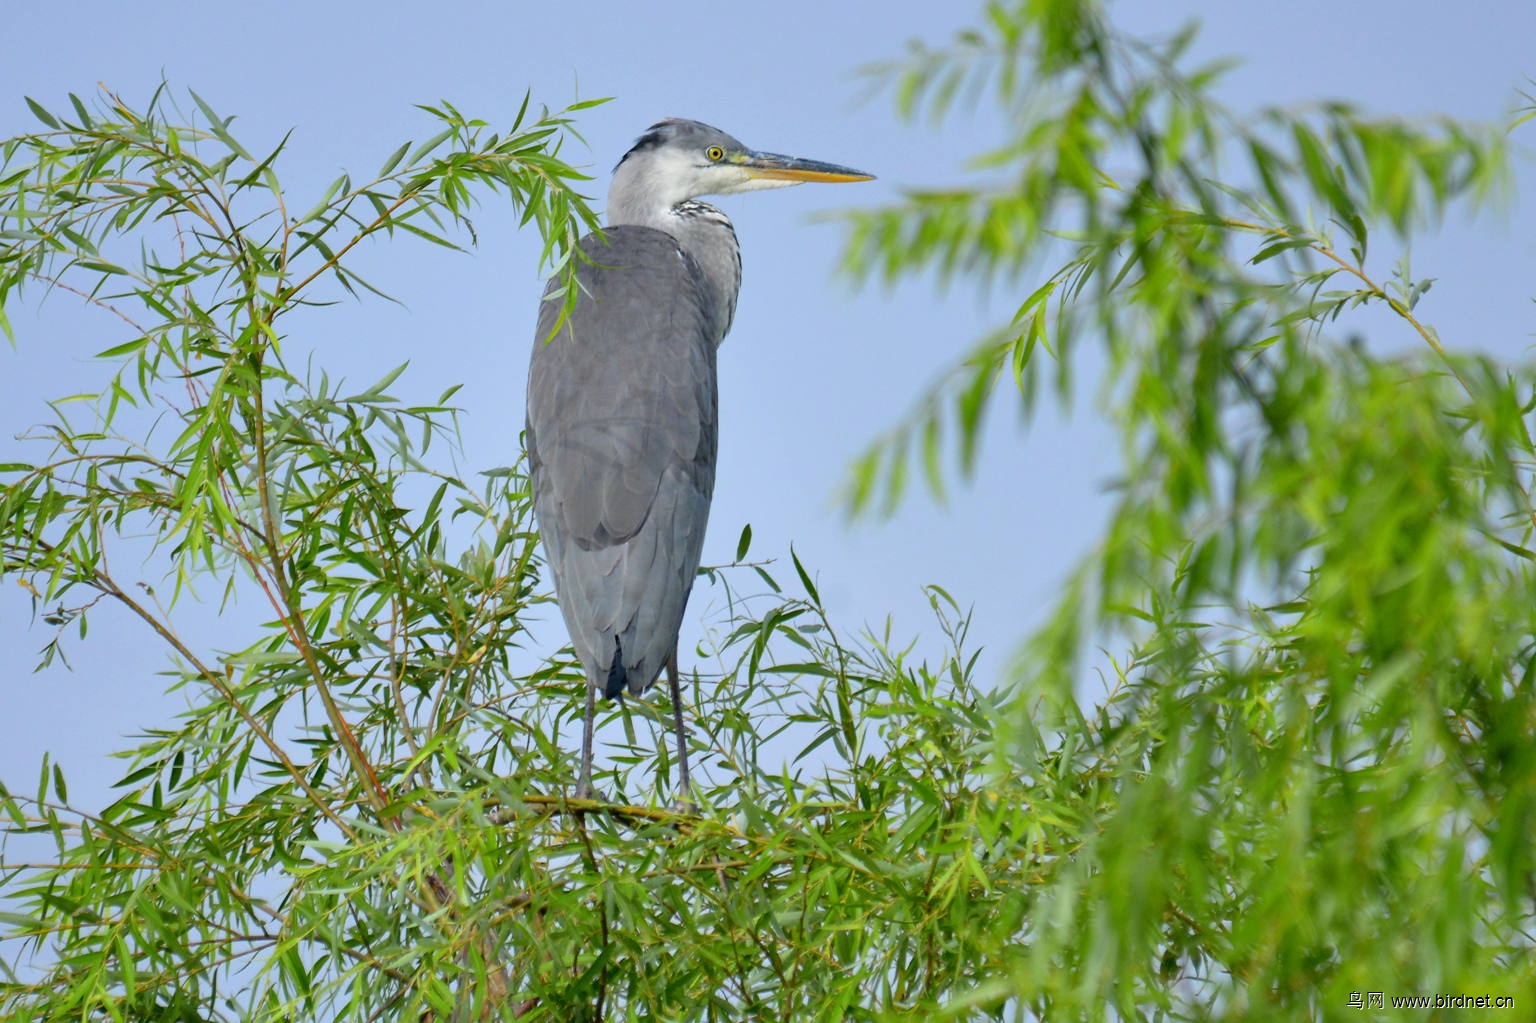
666, 650, 692, 809
576, 682, 597, 800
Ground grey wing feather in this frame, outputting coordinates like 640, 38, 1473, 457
527, 227, 719, 698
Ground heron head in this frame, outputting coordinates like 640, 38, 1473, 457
608, 118, 873, 224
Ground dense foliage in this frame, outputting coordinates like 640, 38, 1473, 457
838, 0, 1535, 1017
1, 2, 1532, 1020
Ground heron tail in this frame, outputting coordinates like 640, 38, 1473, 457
604, 638, 626, 700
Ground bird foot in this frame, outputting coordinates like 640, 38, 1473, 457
574, 780, 606, 804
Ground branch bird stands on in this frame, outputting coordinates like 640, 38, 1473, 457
526, 119, 873, 807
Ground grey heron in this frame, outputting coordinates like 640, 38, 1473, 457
526, 119, 873, 804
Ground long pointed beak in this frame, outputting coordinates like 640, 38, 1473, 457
738, 150, 875, 184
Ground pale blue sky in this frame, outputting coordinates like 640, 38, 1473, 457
2, 1, 1533, 804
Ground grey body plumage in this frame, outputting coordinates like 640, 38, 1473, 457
526, 119, 873, 802
528, 223, 723, 701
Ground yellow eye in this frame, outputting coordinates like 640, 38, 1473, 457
705, 146, 724, 161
